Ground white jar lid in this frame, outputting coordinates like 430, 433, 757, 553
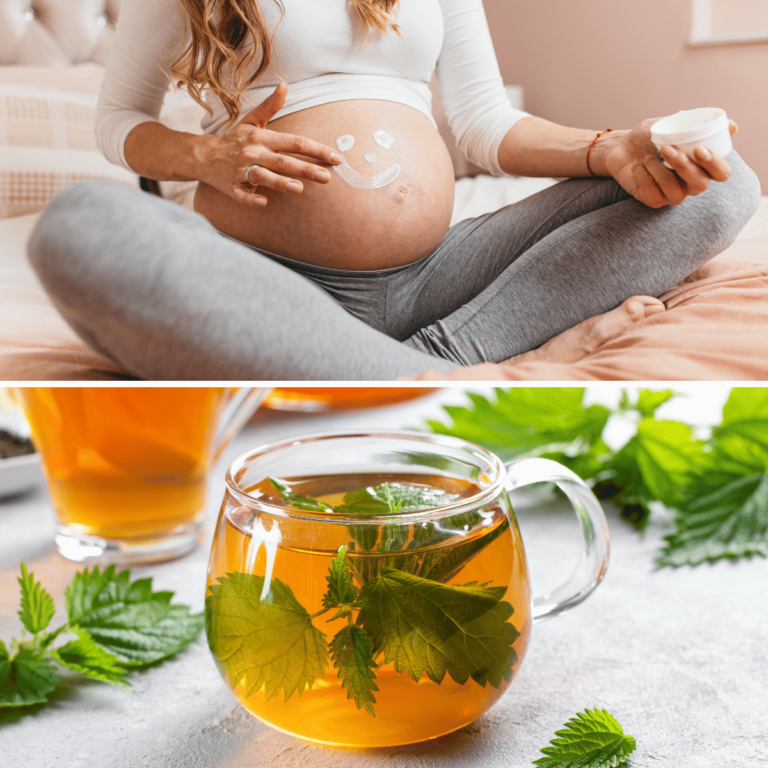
651, 108, 729, 145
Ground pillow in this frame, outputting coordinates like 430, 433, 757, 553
0, 75, 138, 219
0, 64, 208, 218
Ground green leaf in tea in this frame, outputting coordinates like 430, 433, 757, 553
658, 474, 768, 567
330, 624, 378, 717
66, 565, 204, 668
426, 388, 611, 461
268, 477, 333, 513
0, 640, 61, 709
206, 573, 328, 703
533, 708, 636, 768
356, 567, 519, 688
18, 562, 55, 636
49, 630, 129, 689
323, 545, 359, 610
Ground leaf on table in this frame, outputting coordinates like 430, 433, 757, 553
658, 473, 768, 567
707, 433, 768, 477
323, 546, 359, 609
618, 388, 678, 418
612, 419, 707, 508
533, 708, 636, 768
18, 562, 56, 635
65, 565, 204, 668
0, 640, 60, 709
425, 388, 611, 461
50, 629, 130, 689
356, 567, 518, 688
268, 478, 333, 513
206, 573, 327, 703
330, 624, 378, 717
714, 388, 768, 463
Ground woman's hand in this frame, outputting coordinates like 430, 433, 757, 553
195, 82, 342, 207
597, 119, 738, 209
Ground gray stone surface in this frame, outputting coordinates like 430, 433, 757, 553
1, 387, 766, 768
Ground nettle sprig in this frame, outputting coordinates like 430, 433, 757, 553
427, 387, 768, 567
1, 564, 203, 716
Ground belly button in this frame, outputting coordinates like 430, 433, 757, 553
393, 184, 411, 203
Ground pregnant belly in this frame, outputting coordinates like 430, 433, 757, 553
193, 100, 456, 270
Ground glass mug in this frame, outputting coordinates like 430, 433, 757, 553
206, 431, 609, 747
265, 387, 436, 412
14, 387, 267, 564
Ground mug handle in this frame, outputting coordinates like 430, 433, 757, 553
505, 458, 610, 623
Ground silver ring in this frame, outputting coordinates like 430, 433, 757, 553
245, 165, 259, 185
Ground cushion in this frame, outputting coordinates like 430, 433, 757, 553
0, 64, 207, 218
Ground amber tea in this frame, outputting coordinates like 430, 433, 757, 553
206, 471, 532, 747
17, 387, 229, 540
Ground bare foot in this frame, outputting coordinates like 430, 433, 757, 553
506, 296, 666, 365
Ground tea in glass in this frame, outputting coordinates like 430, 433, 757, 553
206, 431, 609, 748
207, 469, 531, 746
15, 387, 263, 563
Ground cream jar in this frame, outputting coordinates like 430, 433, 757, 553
651, 108, 732, 166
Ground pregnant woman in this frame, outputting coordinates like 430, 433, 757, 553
28, 0, 760, 380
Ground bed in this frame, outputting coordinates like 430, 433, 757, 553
2, 0, 768, 381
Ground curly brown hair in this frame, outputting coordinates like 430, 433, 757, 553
171, 0, 401, 125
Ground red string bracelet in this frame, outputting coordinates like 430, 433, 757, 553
586, 128, 613, 177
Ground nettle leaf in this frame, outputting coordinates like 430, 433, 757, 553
18, 563, 55, 635
426, 388, 611, 461
323, 546, 358, 609
0, 640, 60, 709
635, 388, 677, 418
613, 419, 707, 508
330, 624, 378, 717
412, 515, 510, 584
715, 388, 768, 464
658, 474, 768, 567
50, 630, 129, 689
206, 573, 327, 703
356, 568, 518, 688
66, 566, 204, 668
534, 708, 636, 768
268, 478, 332, 512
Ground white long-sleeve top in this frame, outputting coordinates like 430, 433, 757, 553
96, 0, 530, 176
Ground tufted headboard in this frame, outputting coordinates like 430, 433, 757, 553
0, 0, 122, 66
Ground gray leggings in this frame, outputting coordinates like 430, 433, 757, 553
28, 152, 760, 380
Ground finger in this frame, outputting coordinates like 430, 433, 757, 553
659, 146, 711, 196
633, 163, 667, 208
239, 164, 305, 195
232, 184, 268, 207
240, 82, 288, 129
692, 145, 732, 182
262, 131, 342, 165
258, 151, 333, 183
644, 156, 687, 205
729, 120, 738, 136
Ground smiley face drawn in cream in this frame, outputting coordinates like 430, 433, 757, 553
333, 130, 400, 190
372, 130, 395, 149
